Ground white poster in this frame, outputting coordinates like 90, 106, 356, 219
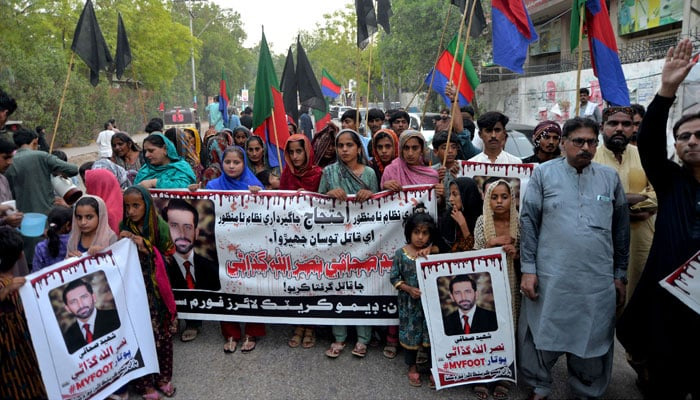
660, 250, 700, 315
20, 239, 159, 400
149, 185, 437, 325
417, 248, 516, 390
457, 161, 535, 208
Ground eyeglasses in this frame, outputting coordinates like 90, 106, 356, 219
568, 138, 598, 148
605, 120, 633, 128
676, 131, 700, 142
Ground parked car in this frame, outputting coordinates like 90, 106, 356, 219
505, 130, 534, 159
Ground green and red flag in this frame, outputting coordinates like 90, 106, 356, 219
252, 32, 288, 168
424, 33, 480, 107
219, 68, 230, 126
321, 69, 342, 98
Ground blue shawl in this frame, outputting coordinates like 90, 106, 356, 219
205, 146, 263, 190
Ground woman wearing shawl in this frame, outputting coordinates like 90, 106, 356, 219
66, 195, 118, 257
471, 178, 520, 400
320, 129, 378, 359
369, 128, 399, 182
245, 136, 271, 175
205, 146, 264, 191
381, 130, 439, 191
311, 122, 339, 168
438, 177, 483, 253
279, 134, 323, 192
120, 186, 177, 398
111, 132, 144, 172
201, 130, 234, 186
84, 169, 123, 235
134, 133, 196, 189
176, 127, 203, 180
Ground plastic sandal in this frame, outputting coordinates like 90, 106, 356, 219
288, 326, 304, 348
408, 371, 422, 387
473, 384, 489, 400
324, 342, 346, 358
383, 344, 397, 359
240, 335, 257, 353
302, 328, 316, 349
493, 382, 511, 400
180, 327, 198, 342
351, 342, 367, 357
158, 381, 176, 398
223, 337, 237, 353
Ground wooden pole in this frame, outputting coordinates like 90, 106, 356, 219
414, 3, 453, 126
575, 3, 585, 117
443, 0, 477, 167
365, 33, 373, 122
355, 46, 361, 129
50, 52, 75, 153
270, 107, 283, 169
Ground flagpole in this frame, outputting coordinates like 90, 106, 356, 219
270, 108, 283, 170
50, 52, 75, 153
413, 3, 453, 127
443, 0, 478, 168
575, 2, 585, 117
365, 33, 374, 120
355, 46, 362, 129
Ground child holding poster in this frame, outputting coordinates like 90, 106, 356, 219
0, 227, 47, 399
66, 195, 118, 258
390, 209, 438, 388
120, 186, 177, 398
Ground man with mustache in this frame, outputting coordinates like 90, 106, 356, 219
617, 38, 700, 399
593, 107, 656, 308
164, 199, 220, 342
522, 120, 562, 164
468, 111, 522, 164
519, 117, 629, 400
62, 279, 120, 354
442, 275, 497, 336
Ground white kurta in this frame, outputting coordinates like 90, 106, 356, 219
519, 158, 629, 358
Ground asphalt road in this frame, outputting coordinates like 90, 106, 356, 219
121, 322, 643, 399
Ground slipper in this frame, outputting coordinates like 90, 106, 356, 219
493, 382, 511, 400
240, 335, 256, 353
180, 327, 198, 342
325, 342, 346, 358
473, 384, 489, 400
288, 327, 304, 348
351, 342, 367, 357
158, 381, 176, 398
302, 328, 316, 349
408, 371, 422, 387
223, 337, 237, 353
383, 344, 397, 359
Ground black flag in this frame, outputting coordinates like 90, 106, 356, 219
115, 12, 132, 80
71, 0, 113, 86
280, 47, 299, 124
355, 0, 377, 49
296, 39, 326, 112
450, 0, 487, 38
377, 0, 392, 34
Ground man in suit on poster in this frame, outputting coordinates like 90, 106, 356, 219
62, 279, 120, 354
443, 274, 498, 335
163, 199, 220, 342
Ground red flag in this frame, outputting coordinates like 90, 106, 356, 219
158, 102, 165, 112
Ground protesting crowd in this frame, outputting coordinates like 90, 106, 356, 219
0, 38, 698, 400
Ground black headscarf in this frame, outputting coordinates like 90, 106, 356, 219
438, 176, 483, 251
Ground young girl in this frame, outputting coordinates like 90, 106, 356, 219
66, 196, 118, 258
119, 186, 177, 398
381, 130, 439, 191
390, 209, 438, 387
472, 179, 519, 400
320, 129, 378, 358
204, 146, 263, 192
232, 127, 250, 148
32, 206, 72, 272
438, 177, 483, 253
311, 122, 339, 168
369, 128, 399, 182
245, 136, 271, 175
255, 168, 281, 190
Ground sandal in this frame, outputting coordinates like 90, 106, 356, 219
240, 335, 257, 353
223, 337, 237, 353
493, 382, 511, 400
325, 341, 346, 358
473, 384, 490, 400
180, 327, 198, 342
158, 381, 176, 398
288, 326, 304, 348
351, 342, 367, 357
383, 344, 397, 359
302, 328, 316, 349
169, 319, 178, 335
142, 388, 162, 399
408, 370, 422, 387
